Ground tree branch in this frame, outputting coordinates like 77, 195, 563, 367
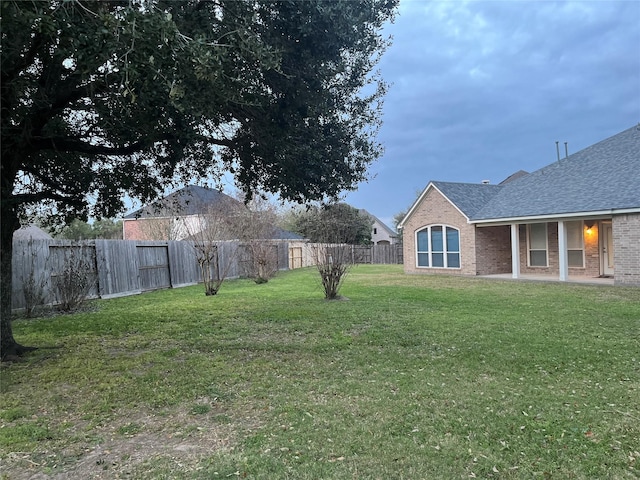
29, 136, 147, 156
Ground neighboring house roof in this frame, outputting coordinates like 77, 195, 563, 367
400, 125, 640, 227
271, 227, 304, 240
124, 185, 240, 219
359, 209, 397, 237
13, 224, 53, 240
499, 170, 529, 184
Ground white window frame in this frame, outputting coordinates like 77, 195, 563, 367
527, 223, 548, 267
415, 225, 461, 269
566, 220, 585, 268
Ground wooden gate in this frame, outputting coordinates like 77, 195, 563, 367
137, 244, 171, 291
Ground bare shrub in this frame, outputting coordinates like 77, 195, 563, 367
19, 238, 48, 317
187, 205, 238, 296
311, 244, 356, 300
229, 194, 280, 284
52, 246, 97, 311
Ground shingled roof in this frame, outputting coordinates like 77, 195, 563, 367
403, 125, 640, 227
471, 125, 640, 221
124, 185, 240, 219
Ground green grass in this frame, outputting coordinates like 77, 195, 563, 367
1, 266, 639, 479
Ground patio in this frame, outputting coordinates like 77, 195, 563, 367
480, 273, 614, 286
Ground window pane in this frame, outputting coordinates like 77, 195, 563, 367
417, 253, 429, 267
431, 226, 443, 252
530, 250, 547, 266
568, 250, 584, 267
447, 253, 460, 268
417, 230, 429, 252
566, 222, 583, 249
529, 223, 546, 249
446, 227, 459, 252
432, 253, 444, 267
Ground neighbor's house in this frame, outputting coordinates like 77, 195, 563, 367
13, 224, 53, 240
360, 209, 398, 245
398, 125, 640, 286
123, 185, 302, 241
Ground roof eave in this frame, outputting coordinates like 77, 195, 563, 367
471, 207, 640, 226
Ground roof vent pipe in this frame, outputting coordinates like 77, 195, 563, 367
564, 142, 568, 159
481, 180, 490, 185
556, 141, 560, 161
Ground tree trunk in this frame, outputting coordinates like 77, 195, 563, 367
0, 199, 35, 360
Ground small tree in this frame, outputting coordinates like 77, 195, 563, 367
289, 203, 373, 244
186, 205, 237, 296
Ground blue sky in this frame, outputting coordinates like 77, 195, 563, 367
342, 0, 640, 228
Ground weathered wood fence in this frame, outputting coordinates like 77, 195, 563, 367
11, 239, 401, 310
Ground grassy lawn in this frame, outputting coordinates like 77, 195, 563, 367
1, 265, 639, 479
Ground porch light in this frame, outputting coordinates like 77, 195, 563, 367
584, 221, 595, 235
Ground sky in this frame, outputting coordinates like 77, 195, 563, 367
342, 0, 640, 228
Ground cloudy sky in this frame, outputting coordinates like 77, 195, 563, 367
343, 0, 640, 228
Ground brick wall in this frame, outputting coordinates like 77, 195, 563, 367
402, 187, 476, 275
518, 221, 601, 278
582, 222, 600, 278
613, 213, 640, 286
475, 225, 511, 275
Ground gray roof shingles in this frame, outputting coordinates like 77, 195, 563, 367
431, 125, 640, 222
124, 185, 239, 219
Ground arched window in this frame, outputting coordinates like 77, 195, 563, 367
416, 225, 460, 268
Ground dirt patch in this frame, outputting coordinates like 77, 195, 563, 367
0, 402, 259, 479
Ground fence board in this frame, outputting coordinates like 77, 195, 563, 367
168, 241, 200, 287
95, 240, 141, 298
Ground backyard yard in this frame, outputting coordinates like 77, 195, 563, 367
1, 265, 639, 479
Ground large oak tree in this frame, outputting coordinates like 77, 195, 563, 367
1, 0, 397, 358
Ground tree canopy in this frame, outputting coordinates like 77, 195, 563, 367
0, 0, 397, 358
287, 203, 374, 245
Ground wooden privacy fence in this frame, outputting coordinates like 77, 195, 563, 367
11, 239, 401, 311
10, 239, 289, 311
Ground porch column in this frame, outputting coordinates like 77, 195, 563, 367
558, 220, 568, 281
510, 223, 520, 279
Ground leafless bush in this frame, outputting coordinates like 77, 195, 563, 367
311, 244, 356, 300
52, 246, 96, 311
19, 238, 48, 317
241, 241, 279, 284
187, 205, 238, 296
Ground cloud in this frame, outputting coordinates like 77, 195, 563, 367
344, 0, 639, 226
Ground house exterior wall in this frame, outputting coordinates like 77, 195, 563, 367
517, 221, 601, 278
402, 188, 476, 275
371, 219, 397, 245
613, 213, 640, 286
582, 222, 601, 278
475, 225, 512, 275
123, 216, 201, 241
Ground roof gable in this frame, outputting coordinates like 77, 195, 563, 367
398, 181, 502, 228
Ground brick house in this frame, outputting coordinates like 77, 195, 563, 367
398, 125, 640, 286
123, 185, 302, 241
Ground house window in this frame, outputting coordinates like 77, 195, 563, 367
566, 221, 584, 267
416, 225, 460, 268
373, 228, 377, 234
527, 223, 548, 267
